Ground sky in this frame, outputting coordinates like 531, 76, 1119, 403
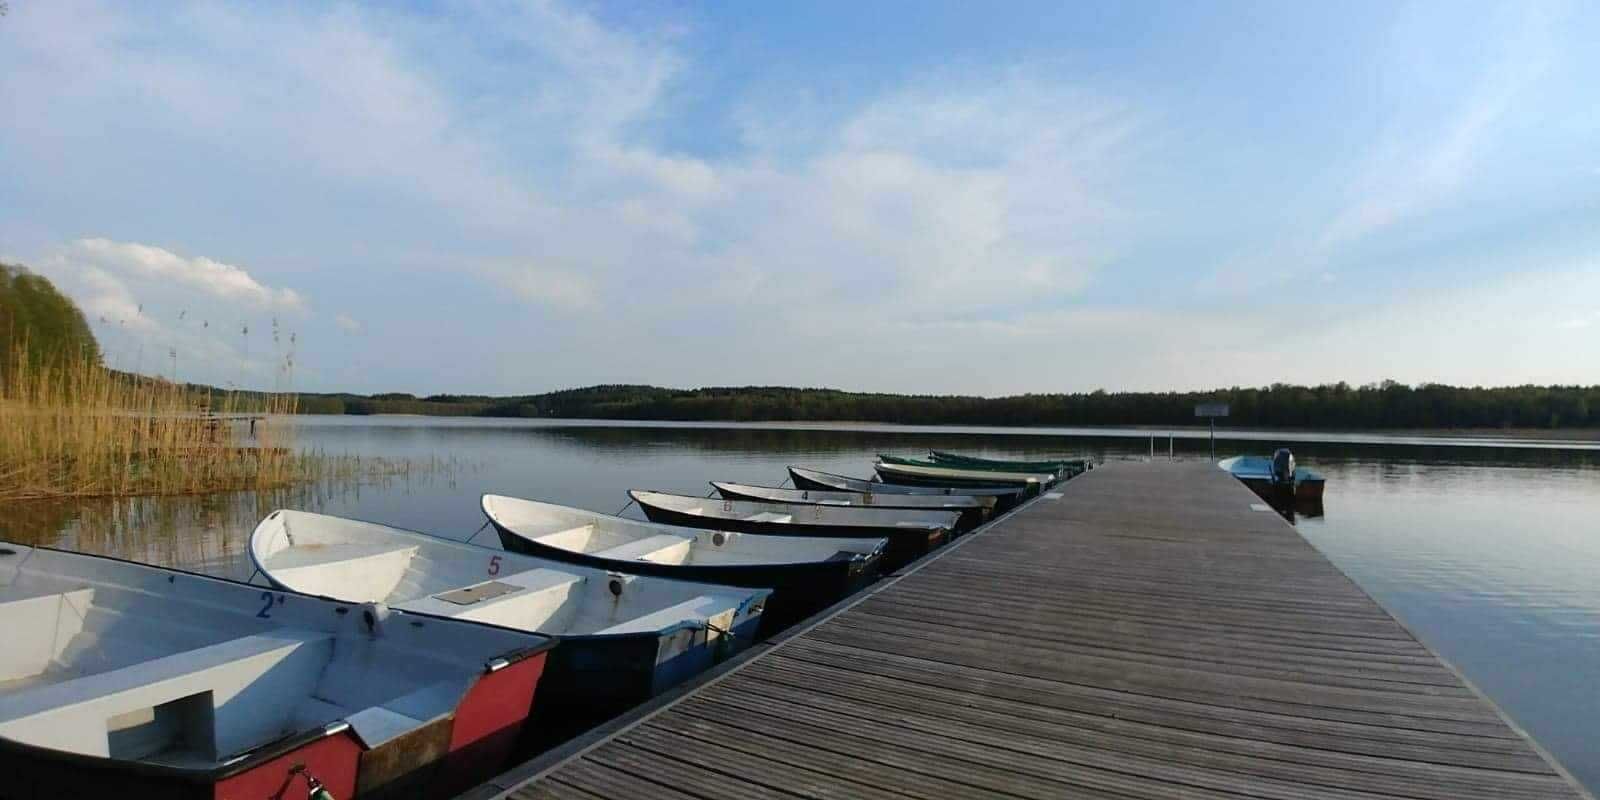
2, 0, 1597, 396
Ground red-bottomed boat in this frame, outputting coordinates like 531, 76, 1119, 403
0, 543, 557, 799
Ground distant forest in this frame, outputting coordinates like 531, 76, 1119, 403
4, 263, 1595, 431
287, 382, 1600, 430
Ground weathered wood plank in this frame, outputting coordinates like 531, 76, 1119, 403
752, 651, 1549, 767
726, 669, 1570, 799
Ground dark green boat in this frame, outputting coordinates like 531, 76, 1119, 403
874, 457, 1053, 494
878, 453, 1078, 481
928, 451, 1092, 476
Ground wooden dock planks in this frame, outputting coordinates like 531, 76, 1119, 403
487, 461, 1591, 800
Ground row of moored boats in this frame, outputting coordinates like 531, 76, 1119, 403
0, 451, 1089, 799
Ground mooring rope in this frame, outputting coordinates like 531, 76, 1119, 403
464, 518, 492, 544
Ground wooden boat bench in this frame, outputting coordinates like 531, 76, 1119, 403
264, 542, 420, 605
2, 588, 98, 682
590, 534, 692, 564
526, 524, 597, 552
397, 568, 583, 628
0, 623, 333, 762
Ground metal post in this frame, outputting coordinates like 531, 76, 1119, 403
1168, 435, 1174, 460
1209, 418, 1215, 461
1149, 436, 1154, 460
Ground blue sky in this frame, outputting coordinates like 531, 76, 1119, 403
2, 1, 1596, 395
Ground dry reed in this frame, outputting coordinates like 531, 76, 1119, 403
0, 346, 408, 501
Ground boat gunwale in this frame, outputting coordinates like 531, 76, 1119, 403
787, 466, 1027, 499
873, 459, 1053, 486
709, 480, 994, 510
480, 494, 887, 572
626, 490, 961, 534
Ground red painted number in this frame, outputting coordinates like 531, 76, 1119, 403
487, 555, 501, 576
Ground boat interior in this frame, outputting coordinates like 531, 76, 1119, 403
0, 545, 531, 769
252, 511, 762, 638
483, 495, 885, 567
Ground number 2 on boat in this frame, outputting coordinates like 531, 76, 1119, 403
256, 591, 284, 618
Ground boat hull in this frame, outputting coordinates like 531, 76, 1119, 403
712, 483, 990, 533
875, 462, 1046, 494
526, 613, 761, 750
492, 521, 881, 637
1219, 456, 1326, 510
262, 564, 759, 755
1295, 476, 1326, 502
928, 450, 1091, 475
788, 467, 1028, 512
632, 501, 947, 572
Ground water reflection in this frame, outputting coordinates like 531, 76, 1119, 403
0, 461, 472, 580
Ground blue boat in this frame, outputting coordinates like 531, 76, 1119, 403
1218, 449, 1325, 502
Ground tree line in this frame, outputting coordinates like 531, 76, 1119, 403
4, 263, 1595, 430
286, 381, 1599, 430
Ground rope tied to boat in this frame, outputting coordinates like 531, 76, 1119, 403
464, 518, 492, 544
614, 497, 636, 516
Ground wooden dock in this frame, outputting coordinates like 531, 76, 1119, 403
476, 461, 1591, 799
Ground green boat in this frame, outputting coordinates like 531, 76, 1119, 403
878, 453, 1083, 480
874, 457, 1055, 494
928, 451, 1092, 475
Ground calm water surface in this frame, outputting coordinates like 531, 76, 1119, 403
2, 417, 1597, 791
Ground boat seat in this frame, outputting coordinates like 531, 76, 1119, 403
0, 629, 334, 760
531, 524, 596, 552
265, 542, 419, 604
742, 512, 793, 523
396, 568, 583, 628
592, 596, 729, 636
0, 588, 97, 682
592, 534, 692, 564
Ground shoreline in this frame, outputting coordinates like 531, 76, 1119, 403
284, 415, 1600, 448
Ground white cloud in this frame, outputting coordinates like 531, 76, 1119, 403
72, 239, 303, 310
334, 313, 364, 334
32, 239, 307, 387
493, 265, 599, 312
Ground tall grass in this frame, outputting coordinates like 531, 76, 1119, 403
0, 346, 403, 501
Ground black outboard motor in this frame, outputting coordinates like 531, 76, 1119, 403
1270, 448, 1296, 486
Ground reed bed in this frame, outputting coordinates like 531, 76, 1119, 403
0, 349, 408, 502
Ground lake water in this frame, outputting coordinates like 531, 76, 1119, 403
3, 416, 1597, 791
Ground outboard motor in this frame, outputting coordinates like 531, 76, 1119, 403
1270, 448, 1296, 486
